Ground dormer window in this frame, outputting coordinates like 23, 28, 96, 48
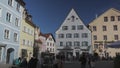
71, 16, 75, 22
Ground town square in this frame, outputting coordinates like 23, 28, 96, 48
0, 0, 120, 68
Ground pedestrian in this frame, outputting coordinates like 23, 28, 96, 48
13, 57, 21, 68
20, 57, 28, 68
79, 53, 87, 68
28, 56, 38, 68
88, 55, 92, 68
91, 55, 96, 68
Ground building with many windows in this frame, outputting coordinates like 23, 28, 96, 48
39, 33, 56, 54
88, 8, 120, 57
55, 9, 92, 59
19, 9, 36, 61
0, 0, 25, 64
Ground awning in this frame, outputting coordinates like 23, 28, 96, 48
107, 41, 120, 48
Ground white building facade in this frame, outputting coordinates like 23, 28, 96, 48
45, 34, 56, 54
56, 9, 92, 59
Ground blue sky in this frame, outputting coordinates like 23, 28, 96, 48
24, 0, 120, 36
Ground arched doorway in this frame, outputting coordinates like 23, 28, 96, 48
6, 48, 14, 64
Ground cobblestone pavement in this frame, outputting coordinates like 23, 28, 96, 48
63, 60, 113, 68
0, 63, 11, 68
0, 60, 113, 68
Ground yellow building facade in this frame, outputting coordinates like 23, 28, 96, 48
89, 8, 120, 57
19, 10, 35, 61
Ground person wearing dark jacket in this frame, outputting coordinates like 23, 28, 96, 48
20, 58, 28, 68
79, 53, 87, 68
28, 56, 38, 68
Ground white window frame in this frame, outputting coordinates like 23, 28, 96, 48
4, 29, 10, 39
23, 39, 25, 45
14, 33, 18, 42
66, 33, 72, 38
16, 3, 20, 12
74, 41, 80, 46
74, 33, 79, 38
82, 41, 88, 46
15, 18, 19, 26
66, 41, 72, 46
82, 33, 88, 38
6, 12, 12, 22
8, 0, 13, 6
77, 25, 83, 30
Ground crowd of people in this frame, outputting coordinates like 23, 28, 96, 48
79, 52, 98, 68
12, 52, 107, 68
13, 56, 39, 68
12, 54, 63, 68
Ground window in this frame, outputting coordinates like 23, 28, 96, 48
66, 41, 72, 46
23, 26, 26, 32
94, 44, 98, 49
104, 17, 108, 22
82, 33, 88, 38
93, 26, 96, 31
72, 25, 76, 30
103, 26, 107, 31
47, 42, 49, 46
6, 12, 11, 22
47, 48, 49, 51
74, 33, 79, 38
50, 43, 52, 46
23, 39, 25, 45
27, 40, 29, 45
113, 25, 118, 31
111, 16, 115, 21
82, 41, 88, 46
118, 16, 120, 21
8, 0, 13, 6
74, 41, 80, 46
15, 18, 19, 26
93, 35, 97, 40
62, 26, 68, 30
31, 30, 33, 35
14, 33, 18, 42
53, 48, 54, 52
114, 35, 119, 40
4, 29, 9, 39
31, 41, 33, 46
16, 3, 20, 12
71, 16, 75, 22
103, 35, 107, 40
0, 8, 2, 17
28, 28, 30, 34
77, 25, 83, 30
60, 42, 63, 46
58, 34, 64, 38
50, 48, 52, 52
66, 33, 72, 38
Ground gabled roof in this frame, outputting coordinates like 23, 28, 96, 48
35, 39, 42, 44
56, 8, 83, 33
89, 8, 120, 24
39, 33, 55, 42
56, 8, 90, 33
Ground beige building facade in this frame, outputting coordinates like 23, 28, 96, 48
19, 10, 35, 61
88, 8, 120, 57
